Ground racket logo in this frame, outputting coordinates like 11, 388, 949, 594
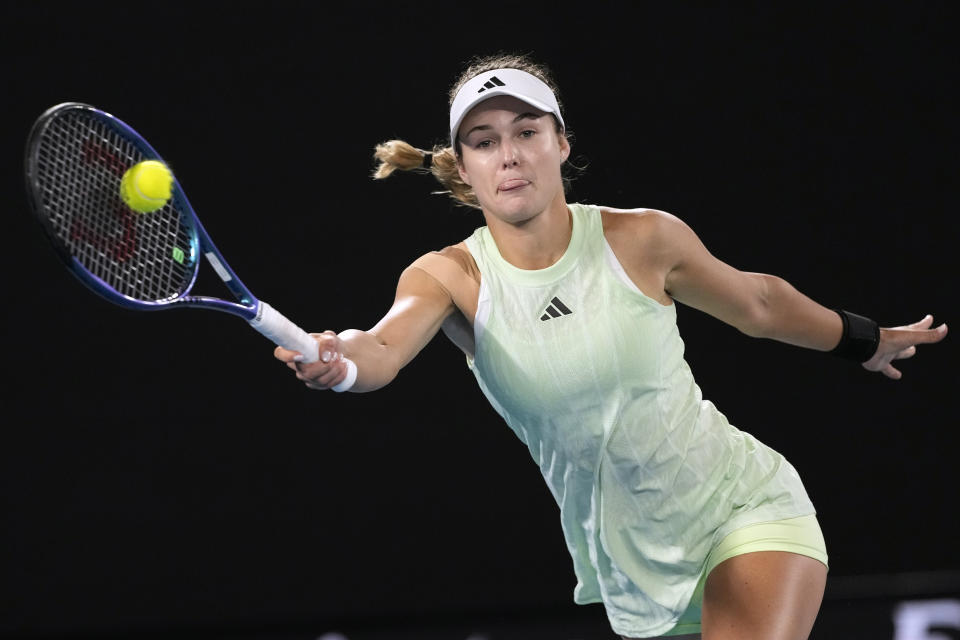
69, 203, 138, 263
81, 137, 126, 177
64, 135, 142, 263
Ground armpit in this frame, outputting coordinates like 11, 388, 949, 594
441, 311, 475, 359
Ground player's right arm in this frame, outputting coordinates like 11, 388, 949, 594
274, 259, 457, 392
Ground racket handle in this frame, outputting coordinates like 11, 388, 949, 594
250, 301, 357, 393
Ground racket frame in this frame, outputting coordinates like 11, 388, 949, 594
24, 102, 260, 320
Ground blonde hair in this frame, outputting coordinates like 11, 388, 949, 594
371, 53, 567, 209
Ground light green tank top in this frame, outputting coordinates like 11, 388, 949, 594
464, 203, 815, 637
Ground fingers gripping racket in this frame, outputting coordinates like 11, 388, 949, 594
24, 102, 357, 392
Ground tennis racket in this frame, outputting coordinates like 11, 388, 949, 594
24, 102, 357, 392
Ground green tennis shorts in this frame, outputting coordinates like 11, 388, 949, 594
663, 514, 829, 637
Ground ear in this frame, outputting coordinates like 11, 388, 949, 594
559, 135, 571, 163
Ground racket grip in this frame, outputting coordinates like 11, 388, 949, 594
250, 301, 357, 393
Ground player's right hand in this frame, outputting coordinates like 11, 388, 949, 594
274, 330, 350, 390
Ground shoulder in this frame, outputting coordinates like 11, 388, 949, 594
408, 242, 480, 286
599, 206, 687, 237
402, 242, 481, 314
599, 207, 694, 265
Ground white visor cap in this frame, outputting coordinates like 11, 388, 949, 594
449, 68, 565, 147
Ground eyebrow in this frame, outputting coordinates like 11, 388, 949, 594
462, 112, 544, 139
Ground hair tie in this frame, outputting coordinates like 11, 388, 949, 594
421, 152, 433, 169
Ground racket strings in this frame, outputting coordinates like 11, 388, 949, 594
33, 109, 194, 303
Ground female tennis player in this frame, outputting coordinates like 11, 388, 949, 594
274, 54, 947, 639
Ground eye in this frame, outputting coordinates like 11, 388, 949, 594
519, 129, 536, 138
466, 135, 495, 149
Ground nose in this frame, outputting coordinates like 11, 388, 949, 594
501, 140, 519, 167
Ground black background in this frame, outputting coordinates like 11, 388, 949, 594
1, 2, 957, 638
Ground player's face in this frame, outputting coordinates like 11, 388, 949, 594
456, 96, 569, 225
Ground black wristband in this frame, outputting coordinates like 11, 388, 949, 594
830, 309, 880, 362
421, 152, 433, 169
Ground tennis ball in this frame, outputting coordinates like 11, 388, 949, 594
120, 160, 173, 213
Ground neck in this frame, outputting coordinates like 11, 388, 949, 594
483, 192, 572, 270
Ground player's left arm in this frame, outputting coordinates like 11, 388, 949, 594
648, 211, 947, 377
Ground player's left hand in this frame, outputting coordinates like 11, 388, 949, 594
862, 314, 948, 379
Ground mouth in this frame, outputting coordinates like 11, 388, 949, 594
498, 179, 531, 193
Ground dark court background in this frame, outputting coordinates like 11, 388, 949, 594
1, 3, 957, 639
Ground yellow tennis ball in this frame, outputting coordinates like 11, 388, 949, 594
120, 160, 173, 213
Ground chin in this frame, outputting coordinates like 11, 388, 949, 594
492, 201, 540, 223
496, 190, 543, 212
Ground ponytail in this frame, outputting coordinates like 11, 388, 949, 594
372, 139, 480, 209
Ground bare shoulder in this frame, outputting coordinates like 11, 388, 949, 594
600, 207, 693, 266
600, 206, 687, 237
436, 242, 481, 285
406, 241, 481, 320
408, 242, 479, 287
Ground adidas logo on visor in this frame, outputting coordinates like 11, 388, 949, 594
540, 296, 573, 321
477, 76, 506, 93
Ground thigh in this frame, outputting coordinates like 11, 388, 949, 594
701, 550, 827, 640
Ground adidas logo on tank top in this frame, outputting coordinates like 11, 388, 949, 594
540, 296, 573, 321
